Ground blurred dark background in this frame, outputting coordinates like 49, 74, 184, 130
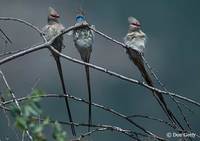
0, 0, 200, 140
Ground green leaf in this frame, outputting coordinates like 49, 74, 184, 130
24, 105, 38, 117
43, 117, 50, 125
10, 105, 21, 117
52, 121, 67, 141
15, 117, 27, 130
31, 89, 44, 102
32, 125, 43, 134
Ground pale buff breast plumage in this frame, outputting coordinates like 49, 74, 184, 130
124, 30, 146, 53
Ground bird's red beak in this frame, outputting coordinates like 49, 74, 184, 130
131, 22, 141, 27
50, 14, 60, 18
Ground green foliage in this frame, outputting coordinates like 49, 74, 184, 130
10, 89, 68, 141
52, 121, 67, 141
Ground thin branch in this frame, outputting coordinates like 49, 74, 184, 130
0, 41, 198, 109
2, 94, 199, 140
141, 55, 192, 131
76, 128, 141, 141
0, 21, 198, 108
127, 114, 175, 129
31, 76, 41, 91
0, 43, 48, 65
34, 117, 157, 141
2, 94, 165, 141
0, 28, 12, 44
0, 47, 31, 57
0, 102, 10, 111
177, 101, 196, 115
1, 18, 199, 109
78, 128, 153, 141
0, 70, 21, 110
0, 23, 88, 65
89, 26, 200, 108
0, 20, 198, 139
0, 17, 46, 42
0, 70, 33, 140
50, 47, 200, 108
89, 26, 127, 49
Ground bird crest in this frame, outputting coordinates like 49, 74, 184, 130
128, 16, 141, 27
48, 7, 60, 19
76, 7, 86, 22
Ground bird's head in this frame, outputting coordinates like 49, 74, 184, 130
128, 17, 141, 31
48, 7, 60, 22
75, 9, 86, 23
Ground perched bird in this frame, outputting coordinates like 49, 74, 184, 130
0, 28, 12, 44
42, 7, 76, 136
124, 17, 183, 129
72, 11, 94, 131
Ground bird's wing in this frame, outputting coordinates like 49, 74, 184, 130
90, 25, 95, 37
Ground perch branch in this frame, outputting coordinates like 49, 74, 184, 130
0, 17, 45, 42
50, 47, 200, 108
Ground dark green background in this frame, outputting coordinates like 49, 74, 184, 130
0, 0, 199, 140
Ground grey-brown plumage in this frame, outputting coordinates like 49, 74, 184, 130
42, 7, 76, 136
124, 17, 183, 130
72, 12, 94, 132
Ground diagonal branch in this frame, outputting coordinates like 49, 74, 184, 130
127, 114, 176, 129
0, 47, 31, 57
50, 47, 200, 108
0, 39, 199, 109
0, 23, 89, 65
0, 70, 33, 140
141, 55, 192, 131
0, 18, 199, 109
34, 117, 152, 141
1, 94, 186, 141
0, 17, 46, 42
0, 28, 12, 44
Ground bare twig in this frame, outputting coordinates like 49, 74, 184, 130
89, 26, 127, 49
50, 47, 200, 108
0, 43, 47, 65
0, 70, 21, 110
0, 14, 198, 141
31, 77, 41, 91
0, 17, 45, 42
127, 114, 176, 129
0, 18, 199, 109
0, 40, 199, 109
76, 128, 141, 141
0, 47, 31, 57
141, 55, 192, 131
0, 28, 12, 44
0, 70, 33, 140
89, 26, 200, 107
0, 102, 10, 111
2, 94, 165, 140
33, 117, 158, 141
0, 96, 11, 127
0, 20, 198, 109
0, 23, 89, 65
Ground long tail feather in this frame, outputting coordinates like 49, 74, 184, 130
138, 63, 184, 129
141, 55, 189, 130
84, 61, 92, 132
127, 49, 183, 129
54, 56, 76, 136
0, 28, 12, 44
